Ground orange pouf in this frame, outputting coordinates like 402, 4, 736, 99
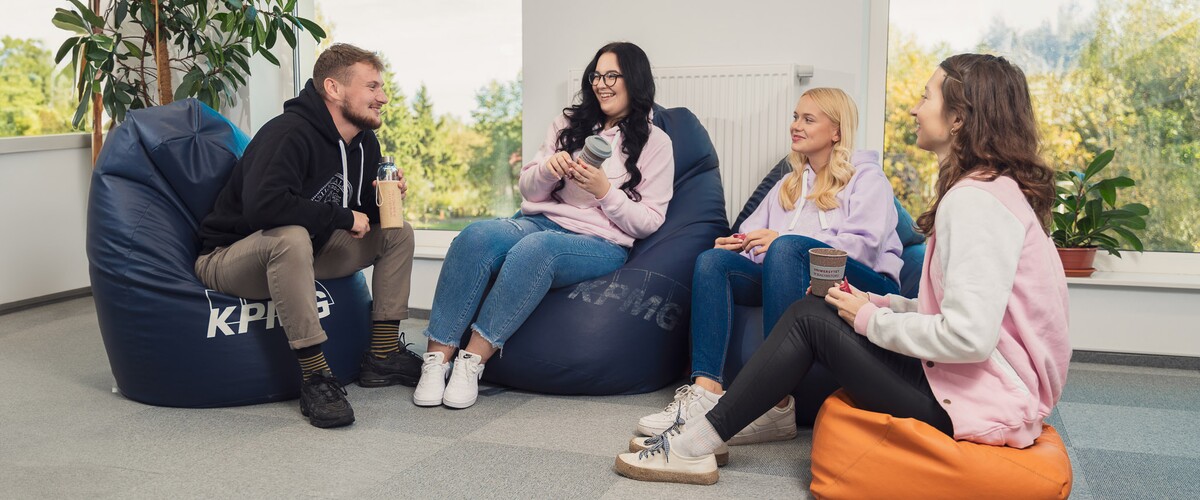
810, 390, 1072, 499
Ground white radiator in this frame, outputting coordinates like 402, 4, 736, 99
569, 64, 812, 223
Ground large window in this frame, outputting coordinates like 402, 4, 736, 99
886, 0, 1200, 252
314, 0, 522, 231
0, 3, 80, 138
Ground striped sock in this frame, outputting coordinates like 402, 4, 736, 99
296, 346, 330, 380
370, 321, 400, 358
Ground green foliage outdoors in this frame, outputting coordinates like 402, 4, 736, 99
373, 63, 523, 230
52, 0, 325, 127
1052, 149, 1150, 255
0, 37, 78, 137
885, 0, 1200, 252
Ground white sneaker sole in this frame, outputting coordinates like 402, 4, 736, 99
636, 422, 670, 437
727, 426, 798, 446
614, 454, 718, 485
413, 394, 444, 407
442, 394, 477, 409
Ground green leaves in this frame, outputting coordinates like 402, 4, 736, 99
1052, 149, 1150, 257
52, 0, 327, 129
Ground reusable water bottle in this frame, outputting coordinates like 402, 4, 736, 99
376, 156, 404, 229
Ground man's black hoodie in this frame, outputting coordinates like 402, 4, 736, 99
199, 79, 381, 254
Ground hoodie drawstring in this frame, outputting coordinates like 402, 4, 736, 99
785, 166, 830, 232
357, 143, 364, 206
338, 140, 349, 209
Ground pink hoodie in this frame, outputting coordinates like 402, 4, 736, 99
853, 176, 1070, 448
519, 114, 674, 247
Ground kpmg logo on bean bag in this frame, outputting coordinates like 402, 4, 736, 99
566, 268, 688, 331
204, 281, 336, 338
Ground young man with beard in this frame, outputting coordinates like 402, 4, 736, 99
195, 44, 420, 428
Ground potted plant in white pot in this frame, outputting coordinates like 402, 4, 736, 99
1052, 149, 1150, 277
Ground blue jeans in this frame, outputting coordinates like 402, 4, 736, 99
690, 235, 900, 384
423, 213, 630, 349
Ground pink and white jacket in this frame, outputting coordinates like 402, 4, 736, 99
852, 176, 1071, 448
519, 114, 674, 247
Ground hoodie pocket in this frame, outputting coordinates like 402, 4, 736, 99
990, 349, 1032, 398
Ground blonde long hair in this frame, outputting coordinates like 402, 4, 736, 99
780, 88, 858, 211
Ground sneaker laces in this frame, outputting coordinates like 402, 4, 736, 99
642, 406, 687, 447
398, 332, 421, 359
309, 373, 348, 401
638, 407, 684, 463
660, 385, 698, 415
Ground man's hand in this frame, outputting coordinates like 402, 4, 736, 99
350, 210, 370, 238
373, 175, 408, 200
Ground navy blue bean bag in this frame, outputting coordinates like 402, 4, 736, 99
88, 99, 372, 408
725, 156, 927, 424
479, 106, 728, 395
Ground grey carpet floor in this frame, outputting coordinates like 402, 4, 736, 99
1, 297, 1197, 499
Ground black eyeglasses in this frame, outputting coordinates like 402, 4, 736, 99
589, 72, 623, 87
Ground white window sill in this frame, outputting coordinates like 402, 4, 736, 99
0, 134, 90, 154
1067, 252, 1200, 290
1067, 272, 1200, 290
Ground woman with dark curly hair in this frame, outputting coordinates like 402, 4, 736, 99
414, 42, 674, 409
616, 54, 1069, 486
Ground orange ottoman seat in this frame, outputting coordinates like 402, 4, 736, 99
810, 390, 1072, 499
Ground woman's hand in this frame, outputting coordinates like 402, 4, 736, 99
714, 235, 746, 251
544, 151, 573, 179
568, 160, 612, 199
824, 283, 869, 325
743, 229, 780, 256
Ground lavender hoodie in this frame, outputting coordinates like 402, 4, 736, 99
854, 176, 1071, 448
519, 114, 674, 247
738, 151, 903, 282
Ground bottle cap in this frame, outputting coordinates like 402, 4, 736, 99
380, 155, 394, 164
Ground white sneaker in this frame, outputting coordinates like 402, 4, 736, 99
412, 352, 450, 407
629, 436, 729, 466
636, 384, 721, 436
442, 351, 485, 409
615, 433, 719, 485
727, 396, 798, 445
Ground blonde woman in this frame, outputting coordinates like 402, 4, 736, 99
635, 88, 902, 447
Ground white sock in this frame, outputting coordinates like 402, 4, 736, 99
671, 415, 724, 458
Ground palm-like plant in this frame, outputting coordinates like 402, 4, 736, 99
1052, 149, 1150, 257
52, 0, 324, 145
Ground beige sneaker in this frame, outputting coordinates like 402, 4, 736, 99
727, 396, 798, 446
636, 384, 721, 436
629, 435, 729, 466
615, 434, 719, 485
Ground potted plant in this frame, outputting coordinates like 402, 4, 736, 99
52, 0, 326, 163
1051, 149, 1150, 277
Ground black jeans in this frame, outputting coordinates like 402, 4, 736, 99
705, 295, 954, 440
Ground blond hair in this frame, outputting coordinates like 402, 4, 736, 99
779, 88, 858, 211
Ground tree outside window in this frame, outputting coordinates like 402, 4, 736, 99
886, 0, 1200, 252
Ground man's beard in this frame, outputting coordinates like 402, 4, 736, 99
342, 101, 382, 130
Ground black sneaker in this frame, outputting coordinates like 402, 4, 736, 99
299, 370, 355, 428
357, 332, 423, 388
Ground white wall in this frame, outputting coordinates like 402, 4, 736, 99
0, 144, 93, 305
521, 0, 880, 164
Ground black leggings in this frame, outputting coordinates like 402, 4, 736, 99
705, 295, 954, 440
